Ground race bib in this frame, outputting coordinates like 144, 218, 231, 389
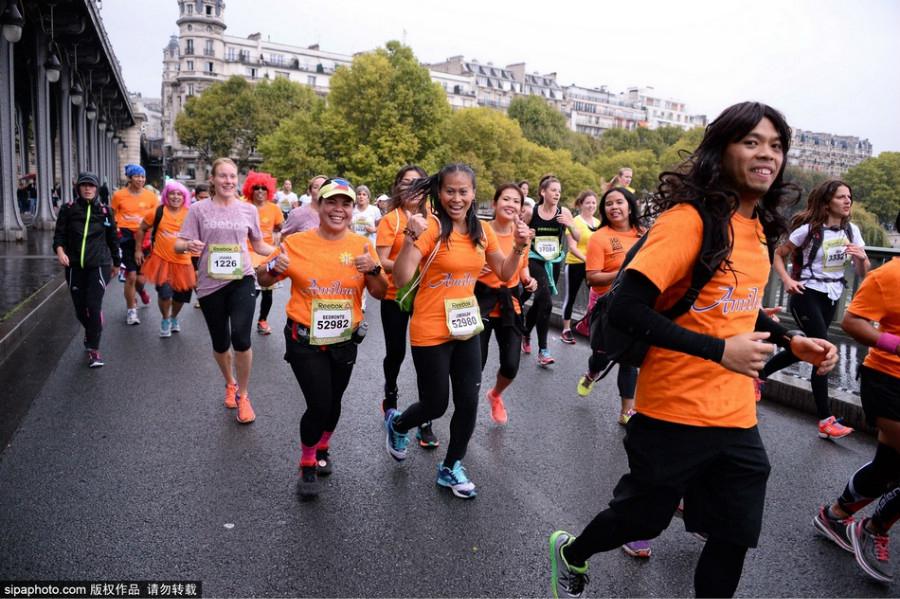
821, 237, 849, 273
534, 236, 561, 261
207, 244, 243, 280
351, 218, 369, 235
444, 296, 484, 340
310, 299, 353, 345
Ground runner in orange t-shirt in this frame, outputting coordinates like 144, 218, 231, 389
135, 180, 196, 337
577, 187, 644, 427
383, 164, 531, 500
813, 212, 900, 583
549, 102, 839, 599
243, 171, 284, 335
476, 184, 536, 425
111, 164, 159, 324
257, 178, 387, 499
374, 165, 440, 445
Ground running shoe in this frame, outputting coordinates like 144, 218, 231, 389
169, 317, 181, 333
849, 518, 893, 583
622, 539, 652, 558
194, 300, 201, 309
487, 388, 508, 425
384, 409, 409, 461
118, 270, 126, 283
87, 351, 104, 368
576, 374, 596, 397
236, 394, 256, 424
417, 421, 439, 448
316, 449, 332, 476
224, 382, 238, 409
138, 288, 151, 305
549, 530, 589, 599
159, 318, 172, 338
436, 460, 477, 499
522, 337, 532, 354
812, 505, 854, 552
560, 329, 576, 345
538, 349, 555, 367
296, 465, 321, 499
257, 320, 272, 335
618, 409, 636, 426
818, 416, 854, 440
126, 308, 140, 325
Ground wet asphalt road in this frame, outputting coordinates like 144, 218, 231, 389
0, 282, 895, 598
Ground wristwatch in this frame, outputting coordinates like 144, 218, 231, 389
367, 264, 382, 276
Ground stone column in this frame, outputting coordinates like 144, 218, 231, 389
75, 102, 86, 174
0, 36, 25, 241
88, 108, 98, 173
32, 32, 56, 229
58, 67, 73, 205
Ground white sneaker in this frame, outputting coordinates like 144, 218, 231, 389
126, 309, 140, 325
159, 318, 171, 338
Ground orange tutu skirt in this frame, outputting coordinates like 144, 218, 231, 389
142, 254, 196, 292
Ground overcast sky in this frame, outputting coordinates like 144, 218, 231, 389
99, 0, 900, 155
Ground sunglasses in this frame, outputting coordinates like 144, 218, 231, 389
253, 186, 267, 192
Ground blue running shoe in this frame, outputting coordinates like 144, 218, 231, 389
549, 530, 589, 598
384, 409, 409, 461
436, 460, 477, 499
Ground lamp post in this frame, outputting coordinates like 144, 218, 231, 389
0, 0, 24, 44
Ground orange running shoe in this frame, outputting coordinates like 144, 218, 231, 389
257, 320, 272, 335
236, 393, 256, 424
818, 416, 853, 440
224, 382, 238, 409
487, 389, 508, 425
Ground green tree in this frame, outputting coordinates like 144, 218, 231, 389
175, 76, 257, 166
256, 94, 330, 185
658, 127, 704, 171
853, 204, 889, 247
845, 152, 900, 226
507, 95, 568, 150
589, 150, 660, 194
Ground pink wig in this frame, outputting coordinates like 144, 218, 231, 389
242, 170, 277, 202
161, 180, 192, 208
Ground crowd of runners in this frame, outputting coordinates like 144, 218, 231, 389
51, 101, 899, 595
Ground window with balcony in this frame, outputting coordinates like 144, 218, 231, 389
248, 68, 257, 79
271, 54, 284, 66
187, 84, 194, 96
205, 4, 212, 15
186, 60, 194, 71
205, 40, 214, 56
226, 47, 236, 61
307, 75, 316, 87
185, 39, 194, 55
206, 62, 214, 73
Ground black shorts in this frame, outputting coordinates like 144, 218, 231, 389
611, 413, 771, 548
860, 365, 900, 426
118, 229, 145, 273
156, 283, 192, 304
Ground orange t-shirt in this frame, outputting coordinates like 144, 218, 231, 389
252, 202, 284, 267
627, 204, 770, 428
410, 218, 500, 347
276, 230, 377, 329
478, 221, 528, 316
375, 209, 409, 301
111, 188, 158, 231
585, 226, 643, 295
142, 206, 191, 265
847, 258, 900, 379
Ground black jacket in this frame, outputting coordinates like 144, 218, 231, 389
53, 197, 120, 269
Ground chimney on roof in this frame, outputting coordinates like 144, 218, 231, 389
248, 32, 261, 41
308, 43, 320, 50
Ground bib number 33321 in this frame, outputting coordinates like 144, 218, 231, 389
207, 244, 243, 280
444, 296, 484, 340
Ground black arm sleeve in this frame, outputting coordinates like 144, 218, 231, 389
607, 269, 726, 362
755, 310, 792, 349
52, 204, 68, 252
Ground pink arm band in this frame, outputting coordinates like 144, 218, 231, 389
875, 332, 900, 354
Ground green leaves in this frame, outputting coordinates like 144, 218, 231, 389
845, 152, 900, 227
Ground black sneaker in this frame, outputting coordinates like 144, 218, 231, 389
813, 505, 853, 552
297, 466, 321, 499
316, 449, 332, 476
416, 421, 439, 448
88, 351, 104, 368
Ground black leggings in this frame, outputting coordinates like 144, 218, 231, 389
380, 299, 410, 392
588, 354, 638, 398
257, 288, 273, 322
524, 259, 562, 350
562, 262, 586, 321
761, 287, 837, 419
66, 265, 110, 350
198, 276, 257, 353
395, 336, 482, 467
479, 316, 522, 380
284, 326, 357, 447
